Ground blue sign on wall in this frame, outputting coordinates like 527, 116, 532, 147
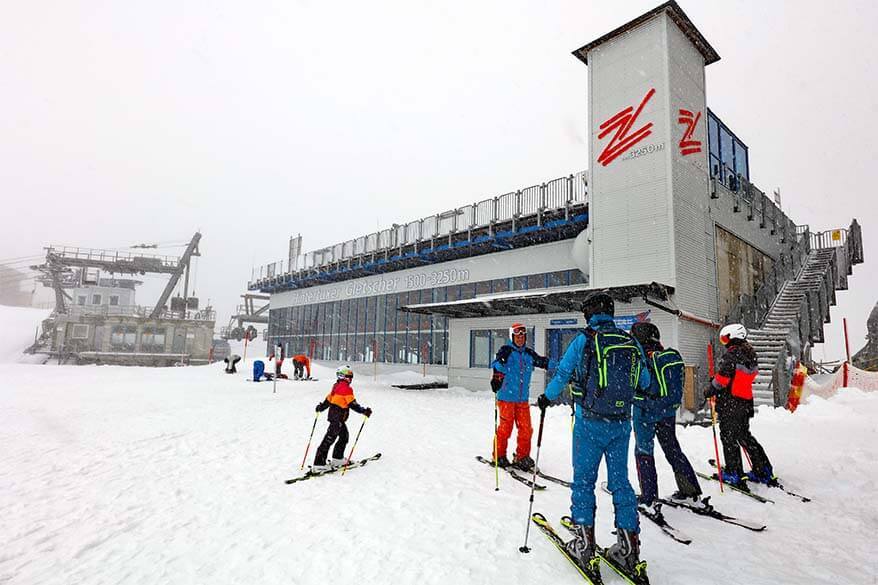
549, 318, 578, 326
613, 310, 652, 331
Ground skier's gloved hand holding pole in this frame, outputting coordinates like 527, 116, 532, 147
490, 370, 504, 393
536, 393, 552, 412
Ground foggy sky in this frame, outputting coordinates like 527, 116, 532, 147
1, 0, 875, 360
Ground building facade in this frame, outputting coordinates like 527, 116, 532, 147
252, 2, 862, 407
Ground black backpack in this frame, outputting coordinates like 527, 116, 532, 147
576, 328, 643, 419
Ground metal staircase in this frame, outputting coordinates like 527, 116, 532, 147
725, 219, 864, 408
748, 249, 839, 406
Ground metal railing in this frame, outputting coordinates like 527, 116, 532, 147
67, 304, 216, 322
48, 246, 180, 270
250, 171, 588, 287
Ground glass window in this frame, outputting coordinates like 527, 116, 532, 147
734, 139, 749, 180
569, 270, 587, 285
492, 278, 511, 294
710, 154, 722, 179
470, 330, 491, 367
547, 271, 568, 288
77, 295, 86, 306
141, 327, 166, 352
528, 274, 546, 290
720, 127, 734, 180
475, 280, 492, 296
92, 294, 102, 305
491, 329, 508, 356
708, 113, 719, 158
458, 284, 476, 300
110, 295, 119, 306
513, 276, 529, 290
110, 325, 136, 351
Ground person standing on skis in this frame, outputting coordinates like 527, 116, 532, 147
490, 322, 549, 472
312, 365, 372, 472
536, 292, 650, 579
704, 323, 775, 491
630, 322, 703, 510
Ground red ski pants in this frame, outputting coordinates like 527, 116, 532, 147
494, 401, 533, 460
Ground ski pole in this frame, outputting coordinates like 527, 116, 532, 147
707, 342, 724, 492
494, 395, 500, 492
519, 406, 547, 554
300, 411, 320, 470
342, 415, 368, 476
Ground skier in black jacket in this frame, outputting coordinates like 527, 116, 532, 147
704, 324, 774, 491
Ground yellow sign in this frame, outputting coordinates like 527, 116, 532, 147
831, 230, 842, 241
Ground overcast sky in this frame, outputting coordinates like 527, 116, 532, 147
1, 0, 875, 360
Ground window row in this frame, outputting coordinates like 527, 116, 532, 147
109, 325, 167, 352
268, 269, 586, 364
708, 110, 749, 189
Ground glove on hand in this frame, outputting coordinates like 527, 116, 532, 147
490, 370, 504, 393
536, 393, 552, 411
363, 407, 373, 418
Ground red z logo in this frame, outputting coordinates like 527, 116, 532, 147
677, 109, 702, 156
597, 88, 656, 167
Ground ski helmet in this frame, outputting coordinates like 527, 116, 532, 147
581, 291, 614, 321
631, 322, 661, 347
509, 322, 527, 347
719, 323, 747, 345
336, 365, 354, 380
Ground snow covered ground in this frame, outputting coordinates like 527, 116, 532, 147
0, 305, 49, 364
1, 313, 876, 584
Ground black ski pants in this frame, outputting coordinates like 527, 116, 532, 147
294, 361, 305, 379
314, 421, 349, 465
718, 409, 771, 477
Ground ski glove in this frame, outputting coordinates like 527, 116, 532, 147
315, 402, 328, 412
363, 407, 373, 418
536, 393, 552, 411
490, 370, 504, 393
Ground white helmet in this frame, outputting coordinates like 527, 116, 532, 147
719, 323, 748, 345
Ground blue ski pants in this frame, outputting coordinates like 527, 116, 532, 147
571, 415, 639, 532
633, 407, 700, 502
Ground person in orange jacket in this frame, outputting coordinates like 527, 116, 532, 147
292, 354, 312, 380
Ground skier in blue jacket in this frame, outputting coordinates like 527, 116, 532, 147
490, 323, 550, 472
537, 292, 650, 578
630, 322, 702, 511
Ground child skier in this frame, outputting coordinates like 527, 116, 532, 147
630, 322, 702, 509
312, 365, 372, 472
703, 323, 775, 490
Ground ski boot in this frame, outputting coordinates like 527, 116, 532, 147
330, 457, 351, 468
721, 471, 750, 492
310, 463, 332, 473
668, 489, 707, 509
746, 466, 779, 487
636, 496, 663, 518
564, 524, 602, 578
513, 455, 536, 473
606, 528, 648, 582
493, 455, 510, 468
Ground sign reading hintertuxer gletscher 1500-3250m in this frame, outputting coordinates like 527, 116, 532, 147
270, 239, 583, 309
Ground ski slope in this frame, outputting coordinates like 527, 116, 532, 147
1, 323, 876, 584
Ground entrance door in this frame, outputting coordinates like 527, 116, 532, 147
172, 328, 186, 353
545, 328, 581, 393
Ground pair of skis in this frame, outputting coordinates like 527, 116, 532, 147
531, 512, 650, 585
598, 483, 765, 547
475, 456, 572, 490
702, 459, 812, 503
284, 453, 382, 484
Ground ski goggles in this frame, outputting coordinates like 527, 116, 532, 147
510, 326, 527, 336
